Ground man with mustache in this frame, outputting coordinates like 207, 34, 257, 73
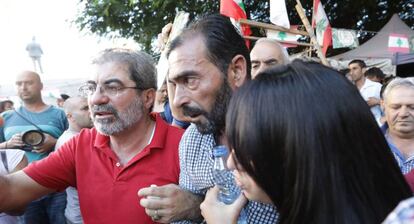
0, 70, 68, 224
139, 14, 278, 223
0, 49, 184, 224
381, 77, 414, 174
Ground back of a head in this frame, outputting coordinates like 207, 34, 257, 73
226, 59, 411, 223
93, 48, 157, 90
365, 67, 385, 79
167, 14, 251, 79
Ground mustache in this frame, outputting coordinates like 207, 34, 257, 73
182, 105, 206, 118
91, 104, 118, 115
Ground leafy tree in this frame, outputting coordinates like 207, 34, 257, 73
74, 0, 413, 56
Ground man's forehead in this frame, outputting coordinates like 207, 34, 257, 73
89, 62, 132, 83
16, 71, 40, 82
251, 43, 283, 59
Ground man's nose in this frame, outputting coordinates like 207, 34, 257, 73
172, 85, 190, 109
89, 87, 109, 106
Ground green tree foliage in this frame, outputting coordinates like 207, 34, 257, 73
74, 0, 413, 56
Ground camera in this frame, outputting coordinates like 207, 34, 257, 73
21, 130, 45, 151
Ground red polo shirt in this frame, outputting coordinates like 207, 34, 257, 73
24, 113, 183, 224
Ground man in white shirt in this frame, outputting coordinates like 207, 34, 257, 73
348, 59, 382, 125
55, 96, 93, 224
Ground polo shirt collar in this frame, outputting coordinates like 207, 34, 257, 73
92, 113, 167, 151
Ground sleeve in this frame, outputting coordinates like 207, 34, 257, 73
23, 135, 77, 191
6, 150, 25, 171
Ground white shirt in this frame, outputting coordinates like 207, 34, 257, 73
0, 149, 25, 224
359, 78, 382, 125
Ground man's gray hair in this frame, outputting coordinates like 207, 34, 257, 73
255, 38, 290, 64
93, 48, 157, 90
383, 77, 414, 102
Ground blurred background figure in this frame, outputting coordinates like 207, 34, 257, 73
0, 100, 14, 113
56, 94, 70, 108
250, 38, 289, 79
55, 96, 93, 224
0, 149, 28, 224
26, 36, 44, 73
365, 67, 386, 84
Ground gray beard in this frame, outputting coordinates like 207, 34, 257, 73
92, 97, 144, 136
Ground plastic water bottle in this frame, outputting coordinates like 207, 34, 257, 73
212, 145, 248, 223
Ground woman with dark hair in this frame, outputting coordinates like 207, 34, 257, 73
200, 60, 411, 224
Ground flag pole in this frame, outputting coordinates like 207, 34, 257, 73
295, 0, 330, 66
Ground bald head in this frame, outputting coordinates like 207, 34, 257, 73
15, 70, 43, 103
64, 96, 93, 130
250, 38, 289, 79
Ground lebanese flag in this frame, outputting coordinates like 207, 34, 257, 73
388, 33, 410, 53
312, 0, 332, 55
220, 0, 252, 47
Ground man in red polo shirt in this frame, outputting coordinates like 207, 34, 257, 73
0, 48, 184, 224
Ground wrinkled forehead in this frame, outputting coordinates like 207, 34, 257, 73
88, 61, 133, 84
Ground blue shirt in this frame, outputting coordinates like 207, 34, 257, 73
381, 123, 414, 174
175, 124, 278, 223
0, 106, 68, 163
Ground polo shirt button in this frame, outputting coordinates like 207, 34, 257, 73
116, 162, 121, 167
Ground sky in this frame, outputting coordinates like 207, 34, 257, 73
0, 0, 139, 85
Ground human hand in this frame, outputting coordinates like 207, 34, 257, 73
200, 186, 247, 224
32, 133, 56, 154
367, 97, 380, 107
138, 183, 204, 223
5, 133, 24, 149
157, 23, 173, 52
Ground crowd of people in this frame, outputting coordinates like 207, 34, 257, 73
0, 13, 413, 224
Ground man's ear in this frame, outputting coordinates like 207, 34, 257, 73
143, 88, 156, 111
381, 99, 386, 113
227, 54, 248, 89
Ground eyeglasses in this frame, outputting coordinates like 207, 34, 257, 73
79, 83, 141, 97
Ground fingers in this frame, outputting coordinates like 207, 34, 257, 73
233, 192, 248, 210
138, 183, 177, 198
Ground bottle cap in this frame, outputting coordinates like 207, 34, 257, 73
213, 145, 228, 157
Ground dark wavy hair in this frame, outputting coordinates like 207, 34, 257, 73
226, 59, 411, 224
167, 14, 251, 80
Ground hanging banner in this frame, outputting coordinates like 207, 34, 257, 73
266, 25, 300, 48
332, 28, 358, 49
269, 0, 290, 29
388, 33, 410, 53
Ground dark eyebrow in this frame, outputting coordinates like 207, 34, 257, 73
86, 79, 123, 85
103, 79, 124, 85
168, 71, 199, 83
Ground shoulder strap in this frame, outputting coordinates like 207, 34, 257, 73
13, 109, 44, 132
1, 151, 8, 173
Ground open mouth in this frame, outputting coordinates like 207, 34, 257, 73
94, 111, 114, 119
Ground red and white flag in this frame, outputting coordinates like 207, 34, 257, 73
220, 0, 252, 48
312, 0, 332, 55
388, 33, 410, 53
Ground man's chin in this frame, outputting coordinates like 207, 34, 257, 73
195, 121, 215, 135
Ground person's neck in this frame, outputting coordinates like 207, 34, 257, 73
23, 100, 48, 112
109, 116, 155, 165
355, 77, 366, 90
388, 130, 414, 158
68, 124, 82, 133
